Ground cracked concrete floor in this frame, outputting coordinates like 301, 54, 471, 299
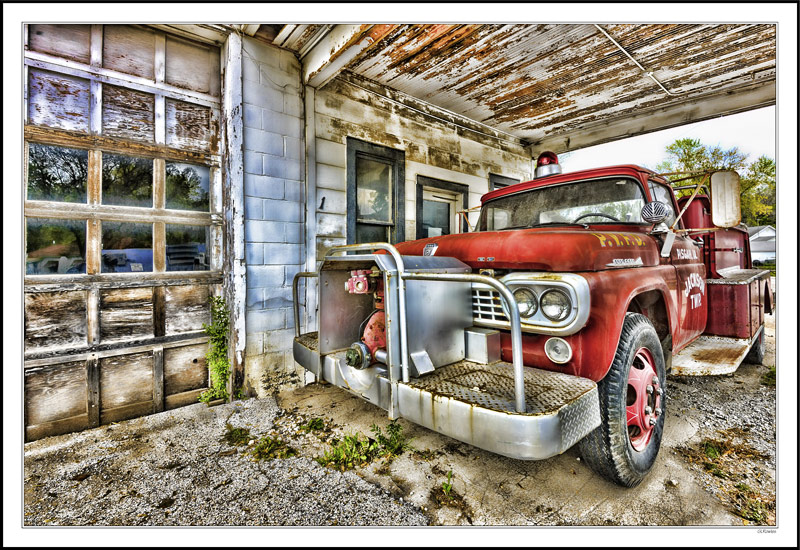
21, 316, 776, 528
278, 313, 777, 526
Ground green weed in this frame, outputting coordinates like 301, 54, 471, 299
737, 498, 769, 523
250, 436, 296, 461
370, 420, 411, 457
703, 440, 723, 459
317, 421, 411, 471
703, 461, 729, 478
317, 433, 380, 471
761, 366, 776, 386
300, 418, 325, 432
199, 297, 231, 403
223, 423, 251, 446
442, 470, 454, 500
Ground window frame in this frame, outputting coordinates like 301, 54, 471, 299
647, 180, 682, 230
346, 138, 405, 245
23, 24, 223, 285
415, 175, 469, 238
489, 172, 520, 191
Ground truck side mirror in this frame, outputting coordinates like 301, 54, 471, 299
710, 171, 741, 228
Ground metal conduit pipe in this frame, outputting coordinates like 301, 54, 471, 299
402, 271, 527, 414
594, 24, 681, 97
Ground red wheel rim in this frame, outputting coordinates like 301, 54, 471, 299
626, 347, 662, 452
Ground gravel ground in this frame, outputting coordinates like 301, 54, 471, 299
668, 312, 777, 524
23, 314, 777, 527
23, 397, 428, 526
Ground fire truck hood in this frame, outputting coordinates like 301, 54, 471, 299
393, 228, 660, 272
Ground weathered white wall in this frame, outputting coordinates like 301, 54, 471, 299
312, 73, 532, 261
242, 44, 532, 397
240, 38, 306, 395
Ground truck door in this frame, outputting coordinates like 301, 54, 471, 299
649, 181, 707, 349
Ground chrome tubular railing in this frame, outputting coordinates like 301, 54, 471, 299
292, 272, 318, 338
325, 243, 410, 384
300, 242, 526, 413
402, 272, 525, 413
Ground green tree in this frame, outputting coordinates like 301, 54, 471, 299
655, 138, 774, 226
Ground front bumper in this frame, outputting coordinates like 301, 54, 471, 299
294, 332, 600, 460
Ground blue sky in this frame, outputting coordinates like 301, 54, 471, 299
560, 106, 776, 173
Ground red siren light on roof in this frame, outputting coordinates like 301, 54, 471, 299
535, 151, 562, 179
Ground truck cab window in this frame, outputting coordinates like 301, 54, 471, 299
478, 177, 647, 231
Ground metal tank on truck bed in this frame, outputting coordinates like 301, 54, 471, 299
292, 152, 772, 487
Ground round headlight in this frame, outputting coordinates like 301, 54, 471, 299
540, 289, 571, 321
512, 288, 537, 318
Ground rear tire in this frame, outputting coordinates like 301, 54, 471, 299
745, 329, 765, 364
578, 313, 666, 487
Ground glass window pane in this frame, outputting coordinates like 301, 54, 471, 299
422, 199, 451, 237
101, 221, 153, 273
649, 182, 678, 227
102, 153, 153, 207
27, 143, 88, 203
26, 218, 86, 274
166, 162, 210, 211
166, 224, 210, 271
356, 157, 392, 223
355, 223, 389, 244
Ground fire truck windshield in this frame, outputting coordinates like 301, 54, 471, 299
477, 177, 648, 231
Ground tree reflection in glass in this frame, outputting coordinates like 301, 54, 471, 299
102, 153, 153, 208
27, 144, 88, 203
26, 218, 86, 274
166, 162, 210, 211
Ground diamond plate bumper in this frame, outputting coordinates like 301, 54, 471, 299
397, 361, 600, 460
294, 332, 600, 461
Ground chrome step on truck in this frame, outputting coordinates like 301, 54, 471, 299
292, 243, 600, 460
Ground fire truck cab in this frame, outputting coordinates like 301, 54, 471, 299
292, 153, 772, 487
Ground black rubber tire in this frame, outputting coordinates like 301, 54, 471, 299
745, 329, 765, 364
578, 313, 667, 487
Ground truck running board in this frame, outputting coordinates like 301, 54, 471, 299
671, 329, 762, 376
293, 332, 600, 461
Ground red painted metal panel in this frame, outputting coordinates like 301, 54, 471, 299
709, 228, 749, 277
705, 284, 751, 339
394, 228, 660, 272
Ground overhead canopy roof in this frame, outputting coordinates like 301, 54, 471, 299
247, 23, 776, 154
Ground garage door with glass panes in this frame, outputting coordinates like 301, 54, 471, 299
23, 24, 223, 440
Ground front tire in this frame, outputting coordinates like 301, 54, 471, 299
578, 313, 666, 487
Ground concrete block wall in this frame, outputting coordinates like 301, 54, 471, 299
240, 38, 306, 396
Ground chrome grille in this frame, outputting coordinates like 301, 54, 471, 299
472, 288, 507, 323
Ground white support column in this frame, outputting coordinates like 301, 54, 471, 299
302, 85, 318, 384
222, 32, 247, 394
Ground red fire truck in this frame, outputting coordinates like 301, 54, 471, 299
292, 153, 772, 487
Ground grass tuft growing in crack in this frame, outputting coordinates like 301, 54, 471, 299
760, 365, 776, 386
223, 424, 252, 446
316, 420, 411, 471
300, 418, 325, 433
250, 436, 296, 461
